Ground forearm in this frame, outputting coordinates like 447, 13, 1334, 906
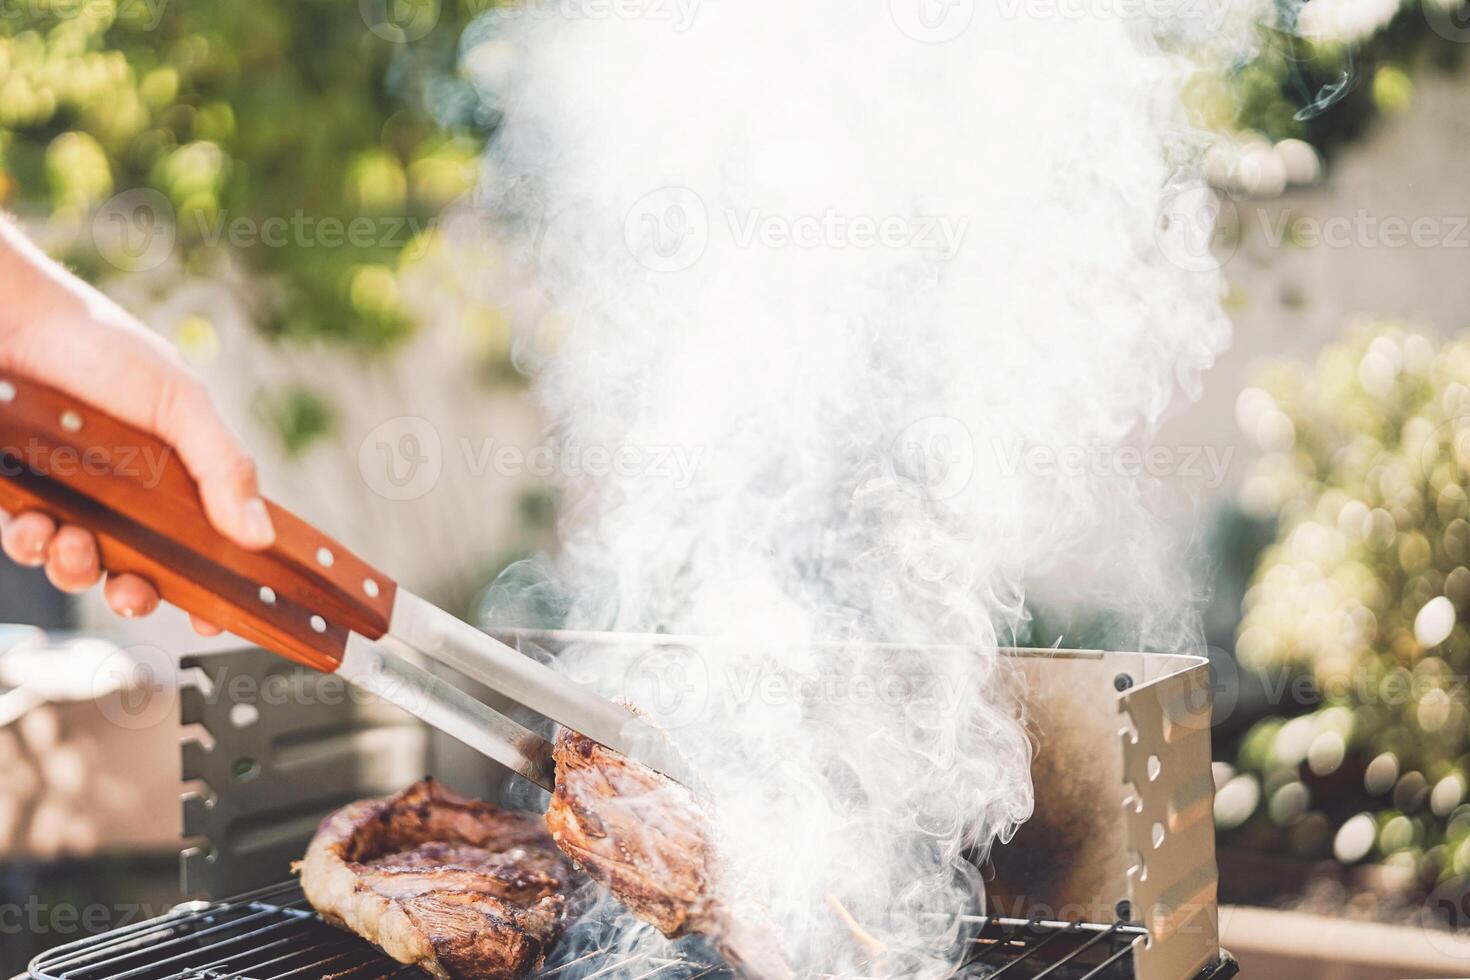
0, 215, 177, 370
0, 216, 121, 338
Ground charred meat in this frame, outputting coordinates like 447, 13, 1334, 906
300, 779, 576, 980
547, 726, 792, 979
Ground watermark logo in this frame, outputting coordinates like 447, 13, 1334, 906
93, 644, 177, 731
92, 189, 176, 273
1412, 416, 1470, 516
625, 186, 709, 272
616, 647, 712, 730
889, 0, 976, 42
1425, 0, 1470, 42
359, 416, 444, 501
1124, 646, 1238, 738
360, 0, 441, 42
893, 416, 976, 500
1421, 876, 1470, 960
1155, 186, 1238, 273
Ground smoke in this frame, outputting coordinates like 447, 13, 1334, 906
465, 0, 1235, 974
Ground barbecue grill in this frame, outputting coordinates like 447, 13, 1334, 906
22, 635, 1238, 980
26, 881, 1234, 980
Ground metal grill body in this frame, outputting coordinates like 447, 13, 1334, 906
29, 884, 1237, 980
71, 641, 1232, 980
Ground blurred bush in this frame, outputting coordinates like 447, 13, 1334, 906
1224, 325, 1470, 891
1200, 0, 1469, 166
0, 0, 492, 348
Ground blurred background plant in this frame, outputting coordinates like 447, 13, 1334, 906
0, 0, 495, 357
0, 0, 554, 625
1187, 0, 1469, 196
1217, 325, 1470, 913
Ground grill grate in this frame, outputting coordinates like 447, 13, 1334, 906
27, 883, 1232, 980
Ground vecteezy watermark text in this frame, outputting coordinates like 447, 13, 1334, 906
497, 0, 701, 29
362, 0, 701, 41
358, 417, 707, 502
0, 0, 167, 28
0, 440, 172, 488
0, 899, 176, 936
91, 189, 434, 273
995, 0, 1226, 21
1257, 208, 1470, 250
1251, 663, 1470, 711
360, 0, 442, 43
991, 438, 1235, 488
890, 418, 1236, 501
186, 211, 432, 254
1155, 191, 1470, 273
624, 187, 971, 272
725, 209, 969, 255
598, 646, 981, 734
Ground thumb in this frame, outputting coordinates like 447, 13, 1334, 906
152, 377, 277, 551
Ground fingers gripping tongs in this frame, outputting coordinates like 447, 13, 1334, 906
0, 371, 688, 792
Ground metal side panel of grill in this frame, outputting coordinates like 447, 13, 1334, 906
179, 648, 430, 899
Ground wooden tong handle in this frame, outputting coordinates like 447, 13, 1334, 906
0, 370, 397, 672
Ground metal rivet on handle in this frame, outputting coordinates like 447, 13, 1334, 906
259, 586, 276, 605
363, 578, 380, 598
316, 547, 334, 568
310, 615, 327, 633
0, 381, 14, 403
60, 410, 83, 432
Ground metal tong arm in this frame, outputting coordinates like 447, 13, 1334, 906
0, 370, 689, 788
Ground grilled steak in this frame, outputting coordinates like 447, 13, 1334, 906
300, 779, 576, 980
547, 725, 793, 979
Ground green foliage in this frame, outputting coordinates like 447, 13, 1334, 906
0, 0, 492, 348
1219, 3, 1469, 157
1227, 325, 1470, 884
254, 383, 335, 456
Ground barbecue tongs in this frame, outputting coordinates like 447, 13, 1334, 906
0, 371, 689, 792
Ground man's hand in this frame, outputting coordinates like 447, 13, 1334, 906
0, 218, 274, 632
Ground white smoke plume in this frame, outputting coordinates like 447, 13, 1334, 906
465, 0, 1235, 974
